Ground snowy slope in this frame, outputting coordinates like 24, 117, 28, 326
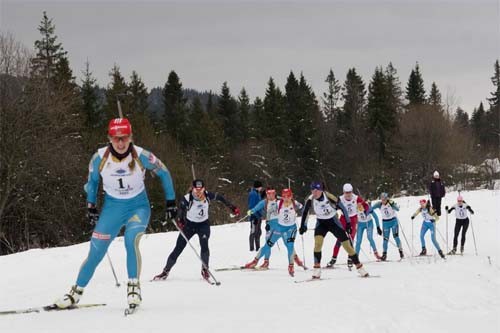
1, 190, 499, 333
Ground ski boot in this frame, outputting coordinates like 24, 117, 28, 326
380, 252, 387, 261
244, 258, 258, 269
356, 264, 369, 277
127, 278, 142, 307
312, 263, 321, 279
419, 247, 427, 256
259, 259, 270, 269
460, 246, 464, 255
294, 254, 305, 268
448, 248, 457, 255
374, 251, 382, 260
347, 258, 353, 270
288, 264, 295, 277
201, 267, 210, 280
152, 269, 170, 281
55, 285, 84, 309
326, 256, 337, 268
438, 250, 446, 259
399, 248, 404, 259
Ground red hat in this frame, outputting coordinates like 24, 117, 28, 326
281, 188, 293, 199
108, 118, 132, 136
419, 199, 427, 205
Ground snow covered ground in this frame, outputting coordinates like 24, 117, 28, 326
1, 190, 499, 333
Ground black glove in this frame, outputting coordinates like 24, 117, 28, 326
87, 206, 99, 226
470, 210, 474, 215
345, 223, 352, 235
445, 206, 449, 211
265, 223, 270, 231
176, 218, 185, 230
411, 216, 415, 220
299, 224, 307, 235
377, 226, 382, 236
165, 200, 177, 220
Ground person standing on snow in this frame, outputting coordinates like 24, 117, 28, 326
371, 193, 404, 261
153, 179, 240, 281
429, 171, 445, 216
55, 118, 177, 310
248, 180, 264, 251
244, 188, 305, 272
354, 201, 382, 261
411, 199, 445, 259
299, 182, 369, 279
327, 183, 369, 268
445, 195, 474, 255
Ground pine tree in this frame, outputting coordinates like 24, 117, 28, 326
341, 68, 366, 133
80, 61, 101, 128
405, 63, 426, 106
454, 107, 469, 129
105, 64, 128, 120
322, 68, 341, 122
163, 70, 187, 142
238, 88, 251, 141
129, 70, 149, 115
250, 96, 264, 138
217, 82, 241, 144
471, 102, 487, 146
262, 77, 286, 142
487, 60, 500, 108
428, 82, 442, 110
385, 62, 403, 115
486, 60, 500, 154
31, 11, 67, 85
367, 66, 397, 161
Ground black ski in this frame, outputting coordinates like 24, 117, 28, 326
294, 277, 332, 283
0, 303, 106, 316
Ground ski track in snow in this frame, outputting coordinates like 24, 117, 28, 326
0, 190, 499, 333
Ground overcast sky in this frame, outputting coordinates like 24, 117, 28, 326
1, 0, 499, 112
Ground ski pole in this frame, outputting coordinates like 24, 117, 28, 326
107, 252, 121, 287
300, 234, 307, 268
411, 219, 414, 256
168, 218, 221, 285
397, 220, 413, 261
446, 210, 449, 254
469, 215, 478, 256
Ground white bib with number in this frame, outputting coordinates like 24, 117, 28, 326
380, 203, 397, 220
313, 195, 336, 219
99, 146, 145, 199
185, 194, 210, 223
340, 194, 359, 217
278, 203, 297, 227
455, 204, 469, 219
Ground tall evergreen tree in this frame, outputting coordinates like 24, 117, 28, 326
486, 60, 500, 153
129, 70, 148, 115
341, 68, 366, 133
262, 77, 286, 143
428, 82, 442, 110
405, 63, 426, 106
105, 64, 128, 120
487, 60, 500, 108
367, 66, 397, 161
217, 82, 241, 144
31, 11, 67, 85
454, 107, 469, 129
250, 96, 264, 138
322, 68, 341, 122
238, 88, 251, 141
385, 62, 403, 115
471, 102, 487, 146
80, 61, 101, 128
163, 70, 187, 141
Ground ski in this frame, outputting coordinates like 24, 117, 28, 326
294, 277, 332, 283
0, 303, 106, 316
360, 274, 382, 278
203, 277, 221, 286
124, 305, 139, 316
215, 266, 269, 272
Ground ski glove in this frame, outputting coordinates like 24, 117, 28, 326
265, 223, 271, 231
246, 210, 253, 216
165, 200, 178, 220
87, 206, 99, 226
445, 206, 449, 211
231, 206, 240, 217
411, 216, 415, 220
345, 223, 352, 235
176, 218, 185, 230
377, 226, 382, 236
299, 224, 307, 235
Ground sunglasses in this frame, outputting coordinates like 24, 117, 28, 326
111, 136, 131, 143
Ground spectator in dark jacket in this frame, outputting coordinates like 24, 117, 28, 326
429, 171, 446, 216
248, 180, 264, 251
